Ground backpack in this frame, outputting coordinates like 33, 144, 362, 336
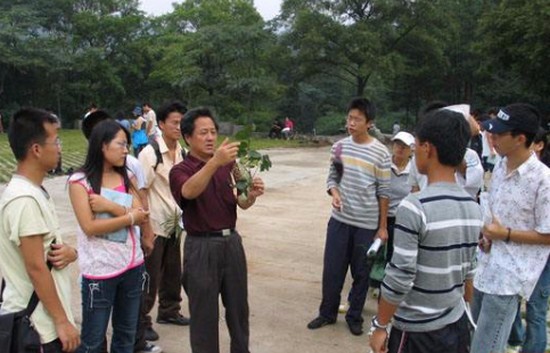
149, 139, 187, 171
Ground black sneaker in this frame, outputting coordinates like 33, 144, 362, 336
144, 327, 159, 341
347, 321, 363, 336
307, 316, 336, 330
156, 313, 190, 326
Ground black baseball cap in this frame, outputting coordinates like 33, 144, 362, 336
481, 103, 540, 135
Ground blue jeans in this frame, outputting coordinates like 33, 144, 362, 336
77, 265, 145, 353
508, 257, 550, 352
471, 289, 520, 353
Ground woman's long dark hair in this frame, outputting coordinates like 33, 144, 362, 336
534, 128, 550, 168
80, 120, 132, 194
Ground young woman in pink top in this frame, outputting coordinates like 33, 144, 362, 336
68, 120, 149, 353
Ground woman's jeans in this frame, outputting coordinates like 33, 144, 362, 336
77, 264, 145, 353
508, 257, 550, 352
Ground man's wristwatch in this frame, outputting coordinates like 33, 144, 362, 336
368, 316, 390, 336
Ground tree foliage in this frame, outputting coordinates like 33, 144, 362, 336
0, 0, 548, 132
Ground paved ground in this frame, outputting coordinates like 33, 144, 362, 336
1, 146, 376, 353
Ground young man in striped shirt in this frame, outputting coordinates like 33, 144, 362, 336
369, 108, 483, 353
307, 97, 391, 336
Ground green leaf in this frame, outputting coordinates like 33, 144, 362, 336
260, 155, 272, 172
248, 150, 262, 160
236, 180, 249, 195
234, 125, 253, 141
237, 141, 249, 158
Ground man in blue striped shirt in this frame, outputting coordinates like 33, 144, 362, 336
307, 97, 391, 336
369, 108, 482, 353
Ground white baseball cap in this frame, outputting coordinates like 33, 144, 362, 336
392, 131, 415, 147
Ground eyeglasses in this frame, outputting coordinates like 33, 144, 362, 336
43, 138, 62, 148
113, 141, 129, 150
346, 116, 366, 124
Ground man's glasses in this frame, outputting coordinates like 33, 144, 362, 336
43, 138, 62, 147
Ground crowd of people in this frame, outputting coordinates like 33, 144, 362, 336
0, 102, 264, 353
306, 98, 550, 353
0, 97, 549, 353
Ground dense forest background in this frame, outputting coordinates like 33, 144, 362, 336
1, 0, 548, 134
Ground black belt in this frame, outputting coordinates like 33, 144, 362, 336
188, 228, 236, 237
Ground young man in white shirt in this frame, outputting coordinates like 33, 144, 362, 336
0, 108, 80, 353
471, 103, 550, 353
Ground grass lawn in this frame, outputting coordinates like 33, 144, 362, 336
0, 130, 317, 184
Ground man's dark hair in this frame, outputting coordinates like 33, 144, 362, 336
346, 97, 376, 121
510, 129, 536, 148
415, 109, 470, 167
419, 101, 449, 117
82, 110, 112, 140
8, 108, 59, 161
181, 107, 219, 145
142, 102, 151, 108
487, 107, 499, 116
471, 108, 483, 119
157, 101, 187, 123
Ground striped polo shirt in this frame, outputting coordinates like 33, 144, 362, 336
327, 136, 391, 230
381, 182, 482, 332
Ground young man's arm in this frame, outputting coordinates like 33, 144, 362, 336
484, 180, 550, 245
326, 143, 343, 210
370, 196, 422, 353
375, 152, 391, 241
376, 197, 389, 242
20, 236, 80, 352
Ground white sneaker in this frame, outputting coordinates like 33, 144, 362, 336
338, 302, 350, 313
506, 345, 521, 353
139, 342, 163, 353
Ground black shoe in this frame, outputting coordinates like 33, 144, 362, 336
144, 327, 159, 341
307, 316, 336, 330
347, 321, 363, 336
156, 313, 190, 326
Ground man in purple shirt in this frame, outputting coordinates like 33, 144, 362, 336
169, 107, 265, 353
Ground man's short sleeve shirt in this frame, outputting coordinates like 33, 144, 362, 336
474, 154, 550, 299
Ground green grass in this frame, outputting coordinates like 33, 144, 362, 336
0, 130, 317, 184
0, 130, 87, 184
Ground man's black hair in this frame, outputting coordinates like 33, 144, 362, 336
346, 97, 376, 121
8, 108, 59, 161
419, 101, 449, 117
415, 109, 470, 167
181, 107, 219, 146
157, 101, 188, 123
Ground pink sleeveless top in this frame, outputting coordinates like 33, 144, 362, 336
69, 172, 144, 279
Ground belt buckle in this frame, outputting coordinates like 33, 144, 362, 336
222, 229, 231, 237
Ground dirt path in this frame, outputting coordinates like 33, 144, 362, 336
1, 147, 374, 353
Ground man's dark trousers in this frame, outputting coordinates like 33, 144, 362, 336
143, 233, 183, 328
183, 232, 249, 353
319, 217, 375, 325
387, 314, 471, 353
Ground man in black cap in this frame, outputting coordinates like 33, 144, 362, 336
470, 103, 550, 353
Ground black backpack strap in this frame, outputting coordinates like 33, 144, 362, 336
150, 139, 163, 172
